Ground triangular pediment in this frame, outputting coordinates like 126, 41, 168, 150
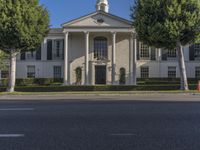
62, 11, 132, 28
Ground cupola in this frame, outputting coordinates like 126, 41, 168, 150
96, 0, 109, 13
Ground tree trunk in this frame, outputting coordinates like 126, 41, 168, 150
176, 42, 189, 90
7, 50, 17, 92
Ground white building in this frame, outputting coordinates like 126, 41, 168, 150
1, 0, 200, 85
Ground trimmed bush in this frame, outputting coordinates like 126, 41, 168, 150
0, 78, 63, 87
0, 84, 197, 92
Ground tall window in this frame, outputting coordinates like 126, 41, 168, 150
195, 67, 200, 78
194, 43, 200, 60
141, 67, 149, 78
55, 40, 61, 57
27, 66, 35, 78
26, 51, 35, 60
119, 68, 126, 85
167, 49, 177, 58
54, 66, 61, 78
75, 67, 82, 85
94, 37, 108, 60
140, 43, 150, 59
52, 40, 63, 59
168, 67, 176, 78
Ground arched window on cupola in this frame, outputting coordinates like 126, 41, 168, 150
94, 37, 108, 60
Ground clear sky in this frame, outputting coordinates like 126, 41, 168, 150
39, 0, 133, 28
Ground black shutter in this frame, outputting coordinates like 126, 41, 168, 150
20, 52, 26, 60
151, 47, 156, 60
62, 39, 64, 60
137, 41, 140, 60
161, 49, 167, 60
36, 45, 41, 60
189, 44, 195, 61
47, 40, 52, 60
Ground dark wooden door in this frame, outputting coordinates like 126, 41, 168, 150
95, 66, 106, 84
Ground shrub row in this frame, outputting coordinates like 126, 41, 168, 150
0, 85, 197, 92
0, 78, 63, 86
137, 78, 199, 85
0, 78, 199, 87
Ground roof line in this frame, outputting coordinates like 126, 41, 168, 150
61, 11, 133, 27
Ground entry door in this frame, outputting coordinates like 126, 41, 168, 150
95, 66, 106, 84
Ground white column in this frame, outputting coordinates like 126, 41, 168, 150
63, 32, 69, 85
129, 33, 134, 85
157, 48, 161, 61
85, 32, 89, 85
112, 32, 116, 85
133, 36, 137, 85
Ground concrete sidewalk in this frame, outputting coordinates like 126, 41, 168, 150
0, 92, 200, 101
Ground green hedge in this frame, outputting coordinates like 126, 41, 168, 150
0, 85, 198, 92
137, 78, 199, 85
0, 78, 63, 86
0, 78, 199, 87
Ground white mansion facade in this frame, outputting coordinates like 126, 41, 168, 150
1, 0, 200, 85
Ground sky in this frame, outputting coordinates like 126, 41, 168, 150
39, 0, 133, 28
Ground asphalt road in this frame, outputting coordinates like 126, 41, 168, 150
0, 99, 200, 150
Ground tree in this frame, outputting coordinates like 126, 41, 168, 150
0, 0, 49, 92
132, 0, 200, 90
0, 50, 8, 70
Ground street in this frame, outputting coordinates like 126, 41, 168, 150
0, 98, 200, 150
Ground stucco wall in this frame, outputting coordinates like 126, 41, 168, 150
14, 33, 200, 84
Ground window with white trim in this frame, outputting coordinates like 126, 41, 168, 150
27, 66, 35, 78
53, 66, 62, 78
168, 66, 176, 78
167, 49, 177, 58
94, 37, 108, 60
140, 43, 150, 59
194, 43, 200, 60
141, 67, 149, 78
195, 67, 200, 78
53, 40, 63, 59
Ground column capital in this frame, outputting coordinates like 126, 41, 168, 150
63, 30, 69, 34
64, 32, 69, 37
84, 31, 90, 35
130, 32, 137, 39
111, 31, 117, 35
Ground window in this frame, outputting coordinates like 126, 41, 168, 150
53, 40, 64, 59
55, 40, 61, 57
194, 43, 200, 60
75, 67, 82, 85
168, 67, 176, 78
36, 45, 41, 60
119, 68, 126, 85
167, 49, 177, 58
195, 67, 200, 78
1, 70, 9, 78
27, 66, 35, 78
20, 52, 26, 60
47, 39, 53, 60
26, 51, 35, 60
94, 37, 108, 60
141, 67, 149, 78
54, 66, 61, 78
140, 43, 150, 59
